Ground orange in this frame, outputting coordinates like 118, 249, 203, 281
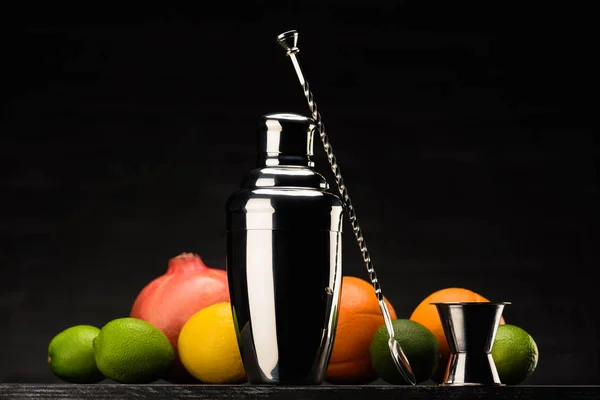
326, 276, 397, 384
409, 287, 506, 382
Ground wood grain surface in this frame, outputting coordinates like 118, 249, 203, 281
1, 385, 600, 400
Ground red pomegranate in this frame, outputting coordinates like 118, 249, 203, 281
130, 252, 230, 382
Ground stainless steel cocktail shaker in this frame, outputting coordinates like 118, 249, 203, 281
226, 113, 344, 384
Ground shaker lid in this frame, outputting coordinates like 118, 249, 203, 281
258, 113, 316, 167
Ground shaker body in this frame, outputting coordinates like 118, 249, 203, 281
226, 113, 344, 384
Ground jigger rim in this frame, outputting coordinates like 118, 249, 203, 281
430, 301, 511, 306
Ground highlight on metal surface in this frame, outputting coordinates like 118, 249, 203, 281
276, 30, 299, 55
276, 29, 417, 386
432, 302, 511, 386
226, 114, 345, 384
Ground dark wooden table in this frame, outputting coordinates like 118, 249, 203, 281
1, 385, 599, 399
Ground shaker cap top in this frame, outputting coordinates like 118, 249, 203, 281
258, 112, 316, 167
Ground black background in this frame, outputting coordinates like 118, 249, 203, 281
1, 1, 597, 384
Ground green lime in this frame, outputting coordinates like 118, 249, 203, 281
48, 325, 105, 383
93, 317, 175, 384
492, 324, 539, 385
369, 319, 440, 384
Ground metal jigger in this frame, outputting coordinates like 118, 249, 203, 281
432, 302, 510, 386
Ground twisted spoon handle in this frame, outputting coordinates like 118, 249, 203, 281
287, 49, 391, 325
302, 79, 395, 333
277, 30, 415, 384
305, 81, 415, 385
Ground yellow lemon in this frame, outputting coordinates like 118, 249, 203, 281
178, 302, 245, 383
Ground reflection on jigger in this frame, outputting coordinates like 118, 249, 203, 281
432, 301, 510, 386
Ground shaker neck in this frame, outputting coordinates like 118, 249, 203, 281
256, 113, 316, 168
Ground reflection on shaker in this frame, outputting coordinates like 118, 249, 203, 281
226, 113, 344, 384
